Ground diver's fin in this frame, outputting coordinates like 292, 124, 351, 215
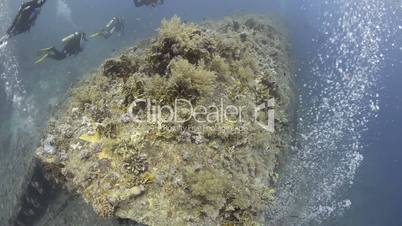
35, 53, 49, 64
89, 32, 101, 38
38, 47, 53, 52
37, 47, 53, 55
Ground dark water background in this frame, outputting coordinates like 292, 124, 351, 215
0, 0, 401, 225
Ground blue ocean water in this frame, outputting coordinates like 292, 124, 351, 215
0, 0, 401, 225
336, 45, 402, 226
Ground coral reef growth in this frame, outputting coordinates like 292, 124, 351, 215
149, 16, 216, 75
36, 15, 294, 225
103, 55, 137, 80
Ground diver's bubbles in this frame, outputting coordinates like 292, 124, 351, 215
0, 1, 41, 224
270, 0, 396, 225
0, 0, 29, 110
56, 0, 78, 29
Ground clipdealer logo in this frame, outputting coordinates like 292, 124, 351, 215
254, 98, 275, 133
127, 97, 275, 132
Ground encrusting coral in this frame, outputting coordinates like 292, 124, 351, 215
36, 15, 294, 225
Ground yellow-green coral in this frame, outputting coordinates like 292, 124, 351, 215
167, 58, 216, 101
187, 168, 230, 204
149, 16, 216, 74
36, 15, 294, 226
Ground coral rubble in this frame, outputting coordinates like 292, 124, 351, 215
36, 15, 294, 225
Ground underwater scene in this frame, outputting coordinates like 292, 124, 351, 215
0, 0, 401, 225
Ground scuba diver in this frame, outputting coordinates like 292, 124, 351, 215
0, 0, 47, 46
90, 17, 125, 39
35, 32, 88, 64
133, 0, 164, 7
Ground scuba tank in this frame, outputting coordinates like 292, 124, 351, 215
62, 32, 79, 43
61, 32, 86, 54
106, 17, 118, 29
106, 19, 114, 29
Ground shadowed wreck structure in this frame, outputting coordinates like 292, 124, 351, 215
34, 15, 295, 225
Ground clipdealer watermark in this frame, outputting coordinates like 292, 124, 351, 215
127, 98, 275, 132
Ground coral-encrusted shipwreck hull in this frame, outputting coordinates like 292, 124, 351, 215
36, 15, 294, 225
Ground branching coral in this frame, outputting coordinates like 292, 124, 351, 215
149, 16, 216, 75
93, 196, 115, 218
122, 153, 148, 176
167, 58, 216, 101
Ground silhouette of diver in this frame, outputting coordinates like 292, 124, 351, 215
0, 0, 47, 46
35, 32, 88, 64
90, 17, 125, 39
133, 0, 164, 7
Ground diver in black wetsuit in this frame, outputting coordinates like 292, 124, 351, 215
0, 0, 47, 45
133, 0, 164, 7
90, 17, 125, 39
35, 32, 88, 64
